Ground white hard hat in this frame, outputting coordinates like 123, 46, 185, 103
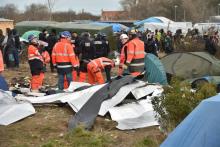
120, 34, 129, 40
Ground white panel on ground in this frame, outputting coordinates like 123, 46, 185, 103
108, 99, 159, 130
99, 81, 146, 116
131, 84, 163, 100
15, 82, 94, 104
0, 90, 35, 125
63, 84, 105, 112
67, 82, 91, 92
0, 103, 35, 125
15, 93, 69, 103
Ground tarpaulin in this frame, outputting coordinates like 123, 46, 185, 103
68, 75, 135, 130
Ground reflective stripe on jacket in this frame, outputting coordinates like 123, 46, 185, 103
126, 37, 145, 73
88, 57, 114, 72
52, 38, 79, 69
28, 45, 43, 62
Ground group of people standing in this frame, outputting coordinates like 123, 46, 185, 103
27, 28, 146, 92
0, 28, 20, 70
27, 29, 114, 92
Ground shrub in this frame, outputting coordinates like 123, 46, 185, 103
152, 77, 217, 134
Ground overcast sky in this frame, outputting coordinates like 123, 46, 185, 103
0, 0, 122, 15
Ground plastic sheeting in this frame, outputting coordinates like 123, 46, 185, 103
99, 81, 146, 116
14, 80, 162, 130
131, 84, 163, 100
0, 90, 35, 125
109, 99, 159, 130
161, 94, 220, 147
68, 75, 135, 130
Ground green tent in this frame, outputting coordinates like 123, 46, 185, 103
144, 53, 168, 85
15, 21, 112, 35
161, 52, 220, 79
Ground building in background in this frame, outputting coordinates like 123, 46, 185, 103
100, 10, 128, 21
0, 18, 14, 35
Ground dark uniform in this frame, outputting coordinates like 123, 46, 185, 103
94, 34, 109, 58
78, 33, 95, 82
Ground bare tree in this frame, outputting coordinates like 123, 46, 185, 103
0, 4, 20, 21
24, 4, 49, 21
47, 0, 57, 21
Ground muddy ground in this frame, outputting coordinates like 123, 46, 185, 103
0, 64, 165, 147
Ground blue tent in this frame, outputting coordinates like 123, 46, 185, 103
90, 22, 128, 32
134, 17, 163, 26
161, 94, 220, 147
144, 54, 168, 85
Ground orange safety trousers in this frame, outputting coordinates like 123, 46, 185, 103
87, 66, 104, 85
31, 72, 44, 90
79, 72, 87, 82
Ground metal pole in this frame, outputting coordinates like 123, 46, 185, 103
218, 4, 220, 16
174, 5, 178, 21
184, 9, 186, 21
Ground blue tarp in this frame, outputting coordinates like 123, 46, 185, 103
144, 53, 168, 85
134, 17, 163, 26
0, 75, 8, 91
90, 22, 128, 32
161, 94, 220, 147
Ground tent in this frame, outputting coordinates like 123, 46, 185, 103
161, 94, 220, 147
15, 21, 112, 35
134, 16, 173, 26
90, 22, 129, 32
144, 53, 168, 85
161, 52, 220, 79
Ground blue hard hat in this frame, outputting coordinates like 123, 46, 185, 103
28, 34, 37, 42
61, 31, 71, 38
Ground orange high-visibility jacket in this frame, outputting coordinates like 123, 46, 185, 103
42, 51, 50, 64
88, 57, 114, 72
28, 44, 44, 75
0, 50, 4, 72
28, 45, 43, 62
126, 37, 145, 73
118, 43, 128, 75
52, 38, 79, 71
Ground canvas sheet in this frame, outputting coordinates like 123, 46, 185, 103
109, 98, 159, 130
99, 81, 146, 116
0, 90, 35, 125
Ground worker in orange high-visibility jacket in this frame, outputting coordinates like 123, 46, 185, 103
122, 30, 145, 76
27, 34, 44, 92
118, 34, 129, 76
87, 57, 114, 85
52, 31, 79, 90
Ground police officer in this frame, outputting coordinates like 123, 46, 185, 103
94, 33, 109, 58
78, 32, 96, 82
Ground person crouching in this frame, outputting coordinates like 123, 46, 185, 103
87, 57, 114, 85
